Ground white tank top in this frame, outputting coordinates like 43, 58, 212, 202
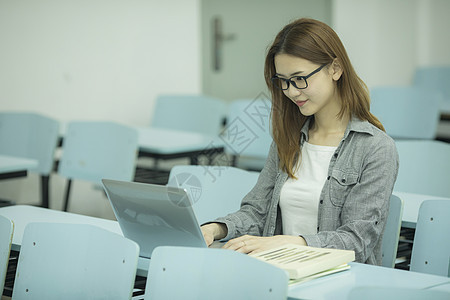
279, 142, 337, 236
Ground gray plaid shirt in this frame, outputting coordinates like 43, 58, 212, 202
216, 117, 399, 265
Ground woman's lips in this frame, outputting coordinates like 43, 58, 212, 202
295, 100, 307, 107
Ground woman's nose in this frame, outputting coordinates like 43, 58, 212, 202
286, 83, 302, 98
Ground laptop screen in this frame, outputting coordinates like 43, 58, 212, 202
102, 179, 207, 258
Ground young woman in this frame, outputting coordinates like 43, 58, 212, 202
201, 18, 399, 265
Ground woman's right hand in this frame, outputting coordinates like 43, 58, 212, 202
201, 223, 227, 246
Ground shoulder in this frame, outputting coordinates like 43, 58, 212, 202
348, 118, 394, 144
348, 120, 398, 163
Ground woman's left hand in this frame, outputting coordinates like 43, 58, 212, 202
222, 235, 307, 254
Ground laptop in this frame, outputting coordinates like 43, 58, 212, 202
102, 178, 218, 259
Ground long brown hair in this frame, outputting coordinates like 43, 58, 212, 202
264, 18, 384, 178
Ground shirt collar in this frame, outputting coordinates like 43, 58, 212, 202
300, 116, 374, 141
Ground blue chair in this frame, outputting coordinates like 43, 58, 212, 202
381, 195, 404, 268
167, 165, 259, 224
222, 98, 272, 171
0, 215, 13, 295
348, 286, 449, 300
413, 66, 450, 112
12, 222, 139, 300
410, 200, 450, 277
370, 87, 441, 139
151, 94, 226, 136
0, 112, 60, 207
58, 121, 138, 211
145, 246, 288, 300
394, 140, 450, 198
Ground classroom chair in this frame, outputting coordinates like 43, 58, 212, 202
0, 215, 13, 295
413, 65, 450, 108
150, 94, 226, 136
167, 165, 259, 224
58, 121, 138, 211
222, 98, 273, 171
348, 286, 449, 300
410, 200, 450, 277
12, 222, 139, 300
0, 112, 60, 208
370, 86, 441, 139
381, 195, 404, 268
145, 246, 288, 300
394, 140, 450, 198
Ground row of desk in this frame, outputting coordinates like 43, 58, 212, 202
0, 126, 225, 207
0, 204, 449, 299
2, 138, 448, 230
1, 126, 225, 173
0, 155, 38, 181
1, 127, 449, 298
135, 127, 224, 164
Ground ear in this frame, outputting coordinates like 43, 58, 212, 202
330, 58, 343, 81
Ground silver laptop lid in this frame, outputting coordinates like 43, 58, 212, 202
102, 179, 207, 259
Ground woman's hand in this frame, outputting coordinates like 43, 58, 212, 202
222, 235, 307, 254
201, 223, 227, 246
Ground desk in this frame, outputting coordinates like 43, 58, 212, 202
288, 262, 450, 299
0, 205, 122, 251
393, 191, 450, 229
135, 127, 224, 184
0, 155, 38, 180
0, 205, 148, 276
440, 100, 450, 117
429, 282, 450, 293
136, 127, 224, 165
59, 124, 224, 165
1, 205, 449, 299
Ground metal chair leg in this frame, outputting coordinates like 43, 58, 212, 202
63, 179, 72, 212
41, 175, 50, 208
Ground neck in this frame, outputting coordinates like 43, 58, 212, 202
311, 113, 349, 135
310, 97, 349, 135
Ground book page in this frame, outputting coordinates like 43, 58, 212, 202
250, 244, 355, 280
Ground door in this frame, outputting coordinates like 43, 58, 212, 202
201, 0, 332, 102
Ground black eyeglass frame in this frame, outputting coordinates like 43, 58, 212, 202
271, 64, 327, 90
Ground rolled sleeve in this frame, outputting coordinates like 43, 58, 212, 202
215, 142, 279, 240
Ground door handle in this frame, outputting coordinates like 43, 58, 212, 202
213, 16, 236, 72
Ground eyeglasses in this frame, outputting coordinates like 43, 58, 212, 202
271, 64, 327, 90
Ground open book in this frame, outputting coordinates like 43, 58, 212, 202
250, 244, 355, 284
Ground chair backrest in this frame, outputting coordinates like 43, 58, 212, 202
150, 94, 226, 136
370, 87, 441, 139
0, 215, 13, 294
0, 112, 60, 175
58, 121, 138, 184
414, 66, 450, 104
145, 246, 288, 300
222, 98, 273, 170
410, 200, 450, 277
167, 165, 259, 224
348, 286, 450, 300
12, 222, 139, 300
381, 195, 404, 268
394, 140, 450, 197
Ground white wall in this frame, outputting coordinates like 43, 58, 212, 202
0, 0, 201, 126
416, 0, 450, 66
0, 0, 201, 218
332, 0, 450, 89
